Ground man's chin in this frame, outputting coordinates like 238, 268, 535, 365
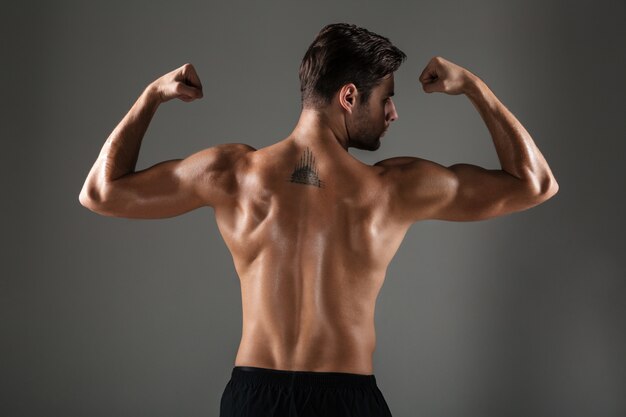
366, 140, 382, 151
350, 136, 382, 151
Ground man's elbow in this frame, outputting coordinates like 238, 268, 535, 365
79, 192, 99, 213
79, 186, 107, 213
540, 174, 559, 197
545, 179, 559, 198
531, 175, 559, 202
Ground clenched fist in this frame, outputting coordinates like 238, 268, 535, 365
418, 56, 475, 95
149, 63, 204, 103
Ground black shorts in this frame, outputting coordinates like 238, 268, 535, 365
220, 366, 393, 417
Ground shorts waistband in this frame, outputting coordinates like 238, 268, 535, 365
230, 366, 378, 389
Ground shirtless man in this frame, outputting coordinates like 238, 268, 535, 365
79, 23, 558, 417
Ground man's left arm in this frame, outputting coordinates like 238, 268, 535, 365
79, 63, 251, 218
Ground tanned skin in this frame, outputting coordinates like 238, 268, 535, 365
79, 57, 558, 375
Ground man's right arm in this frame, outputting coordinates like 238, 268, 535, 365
377, 56, 559, 223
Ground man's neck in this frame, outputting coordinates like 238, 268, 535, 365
289, 108, 349, 151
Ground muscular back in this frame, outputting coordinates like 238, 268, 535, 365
84, 132, 552, 376
81, 60, 558, 376
213, 139, 410, 375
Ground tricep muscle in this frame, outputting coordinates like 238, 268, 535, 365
91, 144, 251, 219
379, 157, 540, 223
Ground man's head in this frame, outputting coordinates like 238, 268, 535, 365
299, 23, 406, 109
299, 23, 407, 150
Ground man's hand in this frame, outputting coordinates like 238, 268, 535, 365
418, 56, 475, 95
149, 63, 204, 103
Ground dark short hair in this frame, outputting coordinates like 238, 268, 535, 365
299, 23, 407, 109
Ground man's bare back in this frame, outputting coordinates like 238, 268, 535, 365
80, 56, 558, 378
218, 137, 409, 375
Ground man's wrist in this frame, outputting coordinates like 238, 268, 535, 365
462, 72, 484, 99
143, 83, 163, 105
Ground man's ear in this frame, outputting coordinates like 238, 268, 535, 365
338, 83, 358, 113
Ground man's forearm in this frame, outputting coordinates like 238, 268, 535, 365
464, 74, 558, 194
80, 85, 161, 202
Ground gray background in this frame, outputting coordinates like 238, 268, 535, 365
2, 0, 625, 416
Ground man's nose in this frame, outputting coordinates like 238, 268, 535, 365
387, 101, 398, 122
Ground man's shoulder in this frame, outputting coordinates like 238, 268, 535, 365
373, 156, 419, 168
212, 142, 258, 157
372, 156, 434, 182
195, 142, 257, 170
188, 142, 257, 188
189, 143, 257, 206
